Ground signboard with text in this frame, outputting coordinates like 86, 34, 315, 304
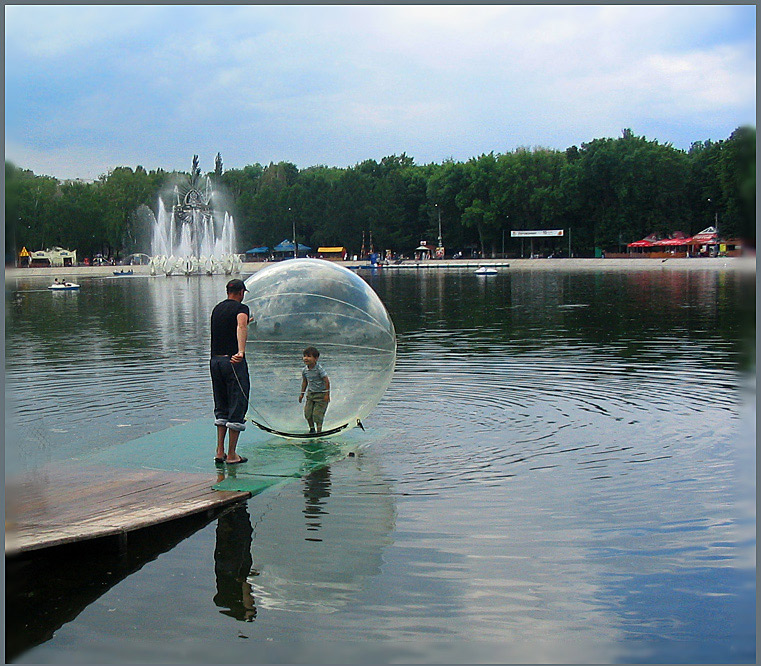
510, 229, 564, 238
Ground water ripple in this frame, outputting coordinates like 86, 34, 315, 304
371, 329, 746, 493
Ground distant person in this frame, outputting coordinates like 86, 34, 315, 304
210, 279, 251, 464
299, 346, 330, 434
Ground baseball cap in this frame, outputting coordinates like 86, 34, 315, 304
226, 279, 248, 292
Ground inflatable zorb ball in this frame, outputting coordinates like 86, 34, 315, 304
243, 259, 396, 438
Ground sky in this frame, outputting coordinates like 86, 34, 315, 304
4, 4, 757, 181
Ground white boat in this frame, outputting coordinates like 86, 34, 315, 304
48, 282, 80, 290
475, 266, 498, 275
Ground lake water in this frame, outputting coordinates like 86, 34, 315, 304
5, 265, 756, 663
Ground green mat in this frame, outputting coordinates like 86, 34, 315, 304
86, 418, 357, 494
212, 436, 353, 492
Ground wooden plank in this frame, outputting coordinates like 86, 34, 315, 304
5, 464, 250, 557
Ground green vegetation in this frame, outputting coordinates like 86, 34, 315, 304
5, 127, 755, 261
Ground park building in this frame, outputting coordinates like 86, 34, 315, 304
25, 246, 77, 268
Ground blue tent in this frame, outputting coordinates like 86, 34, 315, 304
273, 239, 311, 253
245, 246, 269, 254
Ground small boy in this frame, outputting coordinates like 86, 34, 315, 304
299, 346, 330, 433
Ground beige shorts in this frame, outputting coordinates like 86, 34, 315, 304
304, 392, 328, 425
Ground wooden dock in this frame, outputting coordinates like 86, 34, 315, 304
5, 464, 250, 557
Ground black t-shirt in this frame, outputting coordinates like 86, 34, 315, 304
210, 299, 250, 356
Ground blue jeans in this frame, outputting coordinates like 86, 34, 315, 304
210, 356, 249, 431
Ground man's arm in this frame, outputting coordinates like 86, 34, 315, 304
231, 312, 249, 364
323, 375, 330, 403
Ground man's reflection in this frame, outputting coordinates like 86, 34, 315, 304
213, 503, 257, 621
303, 464, 331, 538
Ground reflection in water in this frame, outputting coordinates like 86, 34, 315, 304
5, 267, 755, 663
213, 504, 257, 622
372, 269, 755, 495
248, 456, 396, 614
211, 455, 393, 623
303, 465, 331, 539
6, 511, 220, 661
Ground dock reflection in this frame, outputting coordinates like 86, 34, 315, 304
6, 510, 225, 661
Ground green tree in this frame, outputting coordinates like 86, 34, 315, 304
686, 139, 722, 234
427, 159, 471, 253
456, 153, 502, 256
568, 130, 690, 254
5, 125, 755, 263
56, 180, 105, 257
494, 147, 566, 255
8, 168, 60, 253
717, 126, 755, 240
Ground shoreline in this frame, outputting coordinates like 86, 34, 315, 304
4, 255, 755, 280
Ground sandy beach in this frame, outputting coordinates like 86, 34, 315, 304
5, 256, 755, 281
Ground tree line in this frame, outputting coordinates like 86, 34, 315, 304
5, 126, 755, 262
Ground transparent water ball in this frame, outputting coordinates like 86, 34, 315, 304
243, 258, 396, 438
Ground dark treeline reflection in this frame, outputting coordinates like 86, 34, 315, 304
374, 269, 755, 373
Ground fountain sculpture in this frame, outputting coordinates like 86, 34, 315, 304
148, 155, 242, 276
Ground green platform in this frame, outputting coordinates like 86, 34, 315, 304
87, 418, 357, 494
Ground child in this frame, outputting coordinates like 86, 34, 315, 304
298, 346, 330, 433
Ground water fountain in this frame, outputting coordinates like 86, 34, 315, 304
147, 155, 243, 276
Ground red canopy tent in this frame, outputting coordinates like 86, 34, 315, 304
628, 232, 693, 254
654, 237, 693, 247
688, 226, 719, 245
627, 233, 659, 248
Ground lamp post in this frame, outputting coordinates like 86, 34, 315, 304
502, 215, 509, 258
434, 203, 443, 258
707, 198, 719, 236
436, 204, 442, 247
289, 207, 296, 259
707, 198, 720, 256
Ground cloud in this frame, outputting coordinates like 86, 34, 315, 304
4, 5, 168, 58
4, 5, 756, 180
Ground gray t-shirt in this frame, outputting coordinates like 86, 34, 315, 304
302, 362, 328, 393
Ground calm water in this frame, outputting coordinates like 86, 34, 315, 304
5, 266, 756, 663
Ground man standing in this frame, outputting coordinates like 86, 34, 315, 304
210, 279, 251, 464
